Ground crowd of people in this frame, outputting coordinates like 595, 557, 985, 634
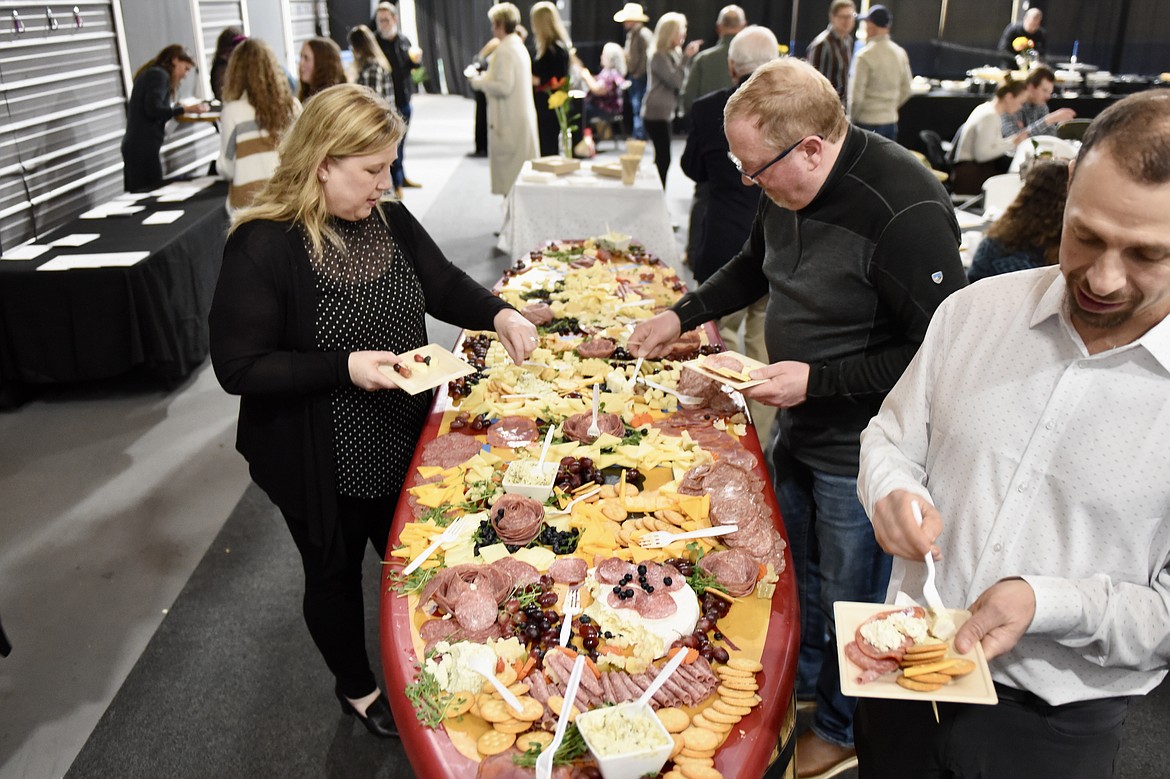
112, 5, 1170, 779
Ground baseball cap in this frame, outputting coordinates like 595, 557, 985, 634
858, 5, 892, 27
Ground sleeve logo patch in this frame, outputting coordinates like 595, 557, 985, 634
931, 271, 943, 284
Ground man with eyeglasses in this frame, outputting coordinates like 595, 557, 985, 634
806, 0, 856, 103
629, 58, 965, 779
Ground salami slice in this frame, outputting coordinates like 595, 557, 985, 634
607, 587, 644, 610
490, 493, 546, 545
698, 548, 758, 597
486, 415, 539, 448
548, 556, 588, 585
491, 557, 541, 588
643, 563, 684, 592
454, 589, 498, 633
562, 411, 624, 443
662, 329, 701, 359
637, 590, 678, 620
844, 640, 901, 684
855, 606, 927, 661
420, 433, 485, 469
520, 302, 554, 325
704, 353, 745, 373
597, 557, 633, 584
419, 617, 461, 644
577, 337, 616, 359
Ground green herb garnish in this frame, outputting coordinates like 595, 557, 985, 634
404, 668, 453, 729
418, 504, 456, 528
387, 564, 438, 596
511, 722, 588, 767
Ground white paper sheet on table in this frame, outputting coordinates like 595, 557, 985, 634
80, 205, 145, 219
151, 177, 218, 201
142, 210, 184, 225
1, 244, 51, 261
954, 210, 986, 229
35, 252, 150, 271
48, 233, 101, 247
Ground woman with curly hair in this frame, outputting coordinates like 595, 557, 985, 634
298, 37, 346, 104
121, 44, 207, 192
968, 159, 1068, 282
218, 38, 300, 211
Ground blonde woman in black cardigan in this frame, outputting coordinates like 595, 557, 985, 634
210, 84, 536, 737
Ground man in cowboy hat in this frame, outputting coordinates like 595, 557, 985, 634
614, 3, 654, 140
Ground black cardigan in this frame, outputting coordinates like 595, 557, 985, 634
209, 202, 510, 560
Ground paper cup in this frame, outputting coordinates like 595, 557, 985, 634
620, 155, 640, 185
625, 139, 647, 158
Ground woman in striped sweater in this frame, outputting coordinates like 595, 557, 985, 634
218, 38, 300, 212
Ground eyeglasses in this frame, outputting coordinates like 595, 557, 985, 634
727, 135, 822, 181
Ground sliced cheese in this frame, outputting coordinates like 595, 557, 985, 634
477, 543, 512, 564
512, 546, 556, 571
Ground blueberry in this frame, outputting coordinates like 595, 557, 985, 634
663, 577, 673, 586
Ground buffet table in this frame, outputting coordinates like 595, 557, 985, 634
0, 179, 228, 406
497, 161, 681, 272
379, 240, 797, 778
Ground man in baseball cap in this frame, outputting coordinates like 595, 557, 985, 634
856, 3, 891, 27
848, 3, 912, 142
614, 3, 654, 139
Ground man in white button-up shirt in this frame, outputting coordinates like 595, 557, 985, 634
855, 90, 1170, 777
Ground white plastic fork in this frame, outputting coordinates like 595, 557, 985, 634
557, 586, 581, 647
636, 375, 703, 406
547, 484, 603, 515
587, 383, 601, 438
466, 652, 525, 714
911, 500, 956, 640
637, 524, 739, 549
536, 654, 587, 779
401, 516, 468, 576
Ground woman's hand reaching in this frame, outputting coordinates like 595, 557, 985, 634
348, 350, 403, 391
493, 309, 539, 365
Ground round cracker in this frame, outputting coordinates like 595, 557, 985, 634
720, 677, 759, 692
911, 672, 953, 685
679, 765, 724, 779
496, 666, 519, 687
493, 718, 532, 734
680, 747, 717, 758
703, 708, 741, 725
506, 682, 531, 696
444, 692, 473, 718
479, 699, 513, 724
683, 727, 720, 752
716, 666, 756, 679
477, 729, 516, 756
905, 641, 948, 655
712, 699, 752, 717
657, 707, 691, 733
513, 697, 545, 722
672, 755, 715, 768
671, 733, 686, 758
547, 694, 580, 722
896, 676, 944, 693
939, 658, 976, 676
727, 657, 764, 673
717, 685, 757, 700
691, 715, 731, 734
517, 730, 553, 752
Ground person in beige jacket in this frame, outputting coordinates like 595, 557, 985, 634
469, 3, 539, 195
847, 4, 911, 141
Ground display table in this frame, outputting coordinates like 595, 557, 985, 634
497, 161, 680, 271
380, 241, 797, 778
0, 179, 229, 406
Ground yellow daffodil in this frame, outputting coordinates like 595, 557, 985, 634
548, 90, 569, 110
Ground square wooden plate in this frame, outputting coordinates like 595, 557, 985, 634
377, 344, 476, 395
833, 601, 998, 705
683, 350, 769, 390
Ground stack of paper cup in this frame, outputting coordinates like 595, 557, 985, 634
619, 156, 641, 185
625, 139, 647, 158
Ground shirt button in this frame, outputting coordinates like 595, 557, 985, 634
1017, 483, 1027, 493
993, 543, 1003, 552
1045, 420, 1056, 430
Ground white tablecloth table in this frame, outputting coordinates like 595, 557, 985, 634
496, 160, 680, 270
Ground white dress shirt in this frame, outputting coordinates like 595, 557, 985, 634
859, 266, 1170, 705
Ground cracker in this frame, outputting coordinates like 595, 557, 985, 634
602, 504, 628, 522
479, 700, 514, 723
517, 731, 553, 752
902, 659, 961, 678
671, 733, 686, 758
680, 747, 717, 759
939, 658, 976, 677
727, 657, 764, 673
679, 765, 724, 779
703, 708, 741, 725
683, 727, 720, 752
656, 707, 691, 733
712, 699, 752, 717
900, 651, 948, 666
720, 677, 759, 692
896, 676, 945, 693
673, 755, 715, 768
691, 714, 731, 733
506, 682, 531, 697
717, 685, 757, 700
547, 694, 580, 722
905, 641, 948, 655
496, 666, 519, 687
476, 729, 516, 756
911, 672, 953, 684
493, 718, 532, 734
716, 667, 756, 679
444, 692, 473, 718
514, 697, 545, 722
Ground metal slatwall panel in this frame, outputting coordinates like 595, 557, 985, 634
198, 0, 245, 61
0, 1, 125, 250
289, 0, 328, 51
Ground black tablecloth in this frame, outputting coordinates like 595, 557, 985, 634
0, 181, 229, 405
897, 92, 1121, 154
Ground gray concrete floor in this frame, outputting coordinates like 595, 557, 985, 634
0, 94, 696, 779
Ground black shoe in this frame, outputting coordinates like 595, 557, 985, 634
335, 685, 398, 738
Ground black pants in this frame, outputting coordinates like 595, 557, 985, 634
282, 493, 395, 699
856, 684, 1130, 779
644, 119, 672, 187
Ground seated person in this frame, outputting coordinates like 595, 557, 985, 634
950, 77, 1029, 195
968, 159, 1067, 282
579, 43, 629, 140
1000, 67, 1076, 138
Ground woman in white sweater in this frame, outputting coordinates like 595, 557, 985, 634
218, 38, 300, 211
950, 78, 1028, 194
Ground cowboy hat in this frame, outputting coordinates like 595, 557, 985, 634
613, 3, 650, 23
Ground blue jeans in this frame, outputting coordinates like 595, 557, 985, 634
392, 101, 412, 188
858, 122, 898, 141
628, 75, 648, 140
774, 442, 892, 748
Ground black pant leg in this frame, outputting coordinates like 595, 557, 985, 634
645, 119, 671, 186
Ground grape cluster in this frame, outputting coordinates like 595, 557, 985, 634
666, 557, 733, 665
460, 334, 494, 368
499, 576, 563, 660
448, 411, 493, 432
555, 456, 603, 492
698, 343, 725, 356
610, 346, 633, 361
447, 372, 484, 400
541, 317, 582, 336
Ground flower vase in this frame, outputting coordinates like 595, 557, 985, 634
560, 129, 574, 160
